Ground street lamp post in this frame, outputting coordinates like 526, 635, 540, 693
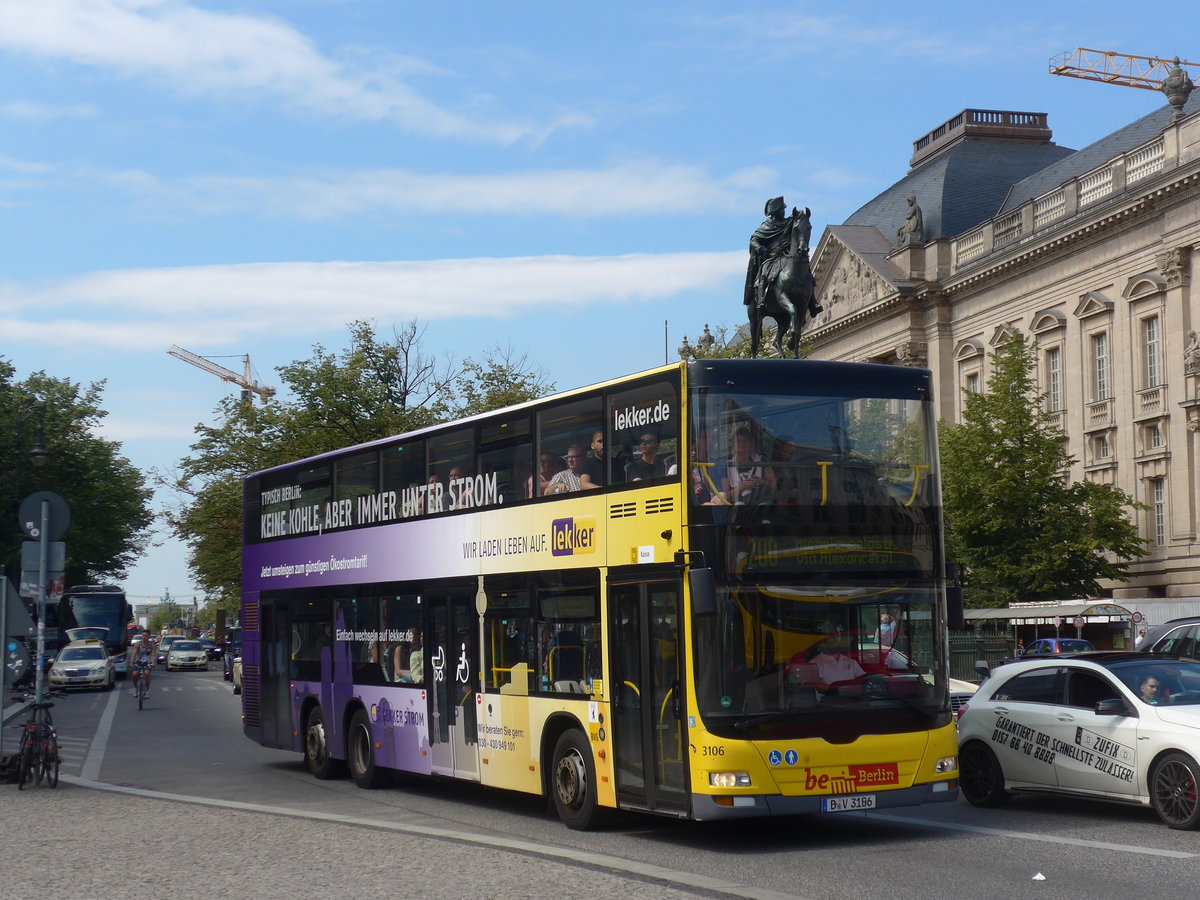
2, 403, 48, 693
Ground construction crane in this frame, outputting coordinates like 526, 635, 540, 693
1050, 48, 1198, 121
167, 345, 275, 404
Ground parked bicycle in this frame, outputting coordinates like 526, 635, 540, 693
12, 691, 63, 790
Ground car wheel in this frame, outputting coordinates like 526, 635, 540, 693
1151, 752, 1200, 829
303, 705, 345, 780
348, 709, 387, 789
959, 741, 1011, 807
550, 729, 606, 830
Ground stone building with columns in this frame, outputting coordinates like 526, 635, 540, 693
805, 97, 1200, 605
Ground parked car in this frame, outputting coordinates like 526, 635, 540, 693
222, 628, 242, 681
155, 634, 184, 664
996, 637, 1095, 667
166, 639, 209, 672
232, 654, 243, 695
49, 639, 115, 691
1140, 617, 1200, 657
949, 677, 978, 718
200, 637, 218, 659
958, 652, 1200, 828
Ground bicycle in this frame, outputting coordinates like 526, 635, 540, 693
13, 692, 62, 790
132, 664, 151, 710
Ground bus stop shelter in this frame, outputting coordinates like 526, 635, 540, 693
963, 600, 1134, 650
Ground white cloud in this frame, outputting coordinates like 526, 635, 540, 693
0, 100, 96, 121
119, 160, 778, 219
0, 0, 571, 143
0, 251, 745, 349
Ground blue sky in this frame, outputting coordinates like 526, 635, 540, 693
1, 0, 1194, 604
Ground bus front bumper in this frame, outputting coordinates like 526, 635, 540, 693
691, 780, 958, 820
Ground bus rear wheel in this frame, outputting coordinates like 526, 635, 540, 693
348, 709, 386, 789
304, 705, 345, 780
551, 730, 605, 830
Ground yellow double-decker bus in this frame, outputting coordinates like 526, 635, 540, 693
239, 358, 960, 828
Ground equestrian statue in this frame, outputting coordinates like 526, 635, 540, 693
744, 197, 822, 358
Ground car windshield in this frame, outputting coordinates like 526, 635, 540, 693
1107, 658, 1200, 705
173, 641, 201, 651
60, 647, 104, 661
1058, 640, 1093, 652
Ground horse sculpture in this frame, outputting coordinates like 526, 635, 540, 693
749, 207, 820, 358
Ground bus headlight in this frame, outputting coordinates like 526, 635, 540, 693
935, 756, 958, 773
709, 772, 752, 788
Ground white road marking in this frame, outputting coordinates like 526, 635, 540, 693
867, 811, 1200, 859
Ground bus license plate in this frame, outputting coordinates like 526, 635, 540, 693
822, 795, 876, 812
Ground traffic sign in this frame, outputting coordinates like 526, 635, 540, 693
1132, 611, 1144, 625
19, 491, 70, 540
1072, 616, 1086, 629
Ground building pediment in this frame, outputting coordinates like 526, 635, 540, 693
1123, 271, 1167, 300
1030, 308, 1066, 334
809, 226, 910, 328
954, 338, 985, 361
1073, 291, 1114, 319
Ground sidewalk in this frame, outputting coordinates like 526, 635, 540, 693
0, 779, 756, 899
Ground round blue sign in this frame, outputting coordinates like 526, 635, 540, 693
768, 749, 783, 767
785, 749, 799, 766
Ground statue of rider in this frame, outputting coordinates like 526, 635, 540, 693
744, 197, 793, 311
744, 197, 822, 316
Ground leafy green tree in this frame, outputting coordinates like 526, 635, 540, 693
680, 322, 812, 360
165, 321, 553, 607
938, 331, 1145, 607
0, 360, 153, 585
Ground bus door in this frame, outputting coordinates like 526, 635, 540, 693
259, 601, 292, 749
608, 573, 688, 816
428, 588, 480, 781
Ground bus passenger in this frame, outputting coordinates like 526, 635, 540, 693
721, 426, 776, 503
396, 630, 424, 684
545, 444, 589, 494
534, 452, 566, 496
581, 430, 613, 487
625, 431, 665, 481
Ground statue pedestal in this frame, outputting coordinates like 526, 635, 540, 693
888, 240, 927, 280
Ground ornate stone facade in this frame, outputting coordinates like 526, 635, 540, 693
807, 105, 1200, 601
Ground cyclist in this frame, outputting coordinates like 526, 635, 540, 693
129, 630, 155, 699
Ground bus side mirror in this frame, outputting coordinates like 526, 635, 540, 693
689, 568, 716, 616
946, 585, 963, 630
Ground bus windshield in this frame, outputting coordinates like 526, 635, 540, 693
688, 382, 948, 738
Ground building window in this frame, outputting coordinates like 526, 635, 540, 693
1153, 479, 1167, 548
1150, 423, 1163, 449
1144, 315, 1162, 388
1045, 347, 1062, 411
1096, 434, 1110, 459
965, 372, 980, 395
1092, 332, 1110, 401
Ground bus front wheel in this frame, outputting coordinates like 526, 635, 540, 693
304, 705, 345, 780
551, 730, 604, 830
348, 709, 386, 789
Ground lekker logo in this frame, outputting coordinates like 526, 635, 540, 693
551, 517, 596, 556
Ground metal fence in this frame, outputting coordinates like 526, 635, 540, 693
949, 631, 1012, 682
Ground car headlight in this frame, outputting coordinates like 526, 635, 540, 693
50, 667, 64, 677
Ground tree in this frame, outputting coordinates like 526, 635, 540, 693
0, 360, 154, 586
165, 321, 553, 608
938, 331, 1145, 607
678, 322, 812, 360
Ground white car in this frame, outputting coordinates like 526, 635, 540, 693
166, 639, 209, 672
49, 639, 115, 691
958, 652, 1200, 829
232, 654, 243, 695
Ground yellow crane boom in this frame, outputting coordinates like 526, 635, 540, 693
167, 345, 275, 402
